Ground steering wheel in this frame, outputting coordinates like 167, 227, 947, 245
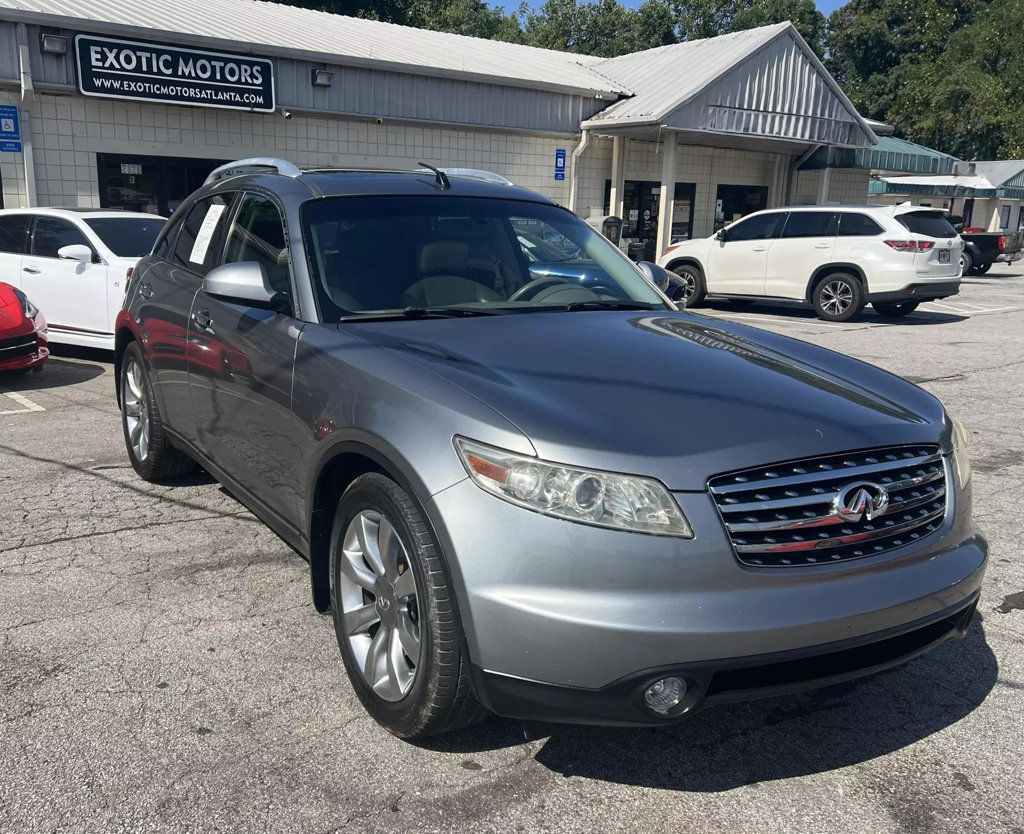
508, 276, 573, 302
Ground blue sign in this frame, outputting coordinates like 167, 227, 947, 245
0, 104, 21, 153
554, 147, 566, 181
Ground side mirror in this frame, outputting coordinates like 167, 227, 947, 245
58, 244, 93, 263
714, 228, 729, 242
637, 261, 670, 292
203, 261, 286, 309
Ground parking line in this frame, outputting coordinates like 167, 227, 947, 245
0, 390, 45, 415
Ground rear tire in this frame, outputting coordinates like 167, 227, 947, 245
960, 251, 974, 275
330, 473, 487, 738
119, 341, 198, 482
974, 262, 991, 275
812, 273, 865, 322
873, 300, 919, 318
669, 264, 706, 307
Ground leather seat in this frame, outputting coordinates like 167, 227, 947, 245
402, 242, 501, 307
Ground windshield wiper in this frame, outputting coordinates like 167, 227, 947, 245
560, 300, 664, 312
340, 306, 503, 322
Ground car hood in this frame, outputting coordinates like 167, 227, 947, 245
344, 311, 946, 491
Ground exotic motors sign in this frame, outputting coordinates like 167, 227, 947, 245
75, 35, 275, 113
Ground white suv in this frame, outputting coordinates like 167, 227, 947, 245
658, 205, 963, 321
0, 208, 165, 349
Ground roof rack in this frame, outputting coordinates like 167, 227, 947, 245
438, 167, 515, 186
204, 157, 302, 185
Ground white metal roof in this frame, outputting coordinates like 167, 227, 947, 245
0, 0, 630, 98
583, 22, 875, 147
881, 175, 995, 189
969, 161, 1024, 187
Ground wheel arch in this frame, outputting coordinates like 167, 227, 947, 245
806, 263, 867, 302
663, 256, 705, 276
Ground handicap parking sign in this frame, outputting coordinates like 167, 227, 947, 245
0, 105, 22, 153
554, 147, 566, 181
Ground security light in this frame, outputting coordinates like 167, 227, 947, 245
311, 69, 334, 87
41, 34, 68, 55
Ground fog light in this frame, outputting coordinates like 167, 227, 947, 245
643, 676, 686, 713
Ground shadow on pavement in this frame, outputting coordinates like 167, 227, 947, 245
0, 357, 107, 390
425, 619, 996, 792
698, 299, 968, 325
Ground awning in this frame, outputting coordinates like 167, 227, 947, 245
801, 135, 958, 175
868, 174, 997, 198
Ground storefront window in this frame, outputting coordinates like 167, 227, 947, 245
714, 185, 768, 231
97, 153, 230, 217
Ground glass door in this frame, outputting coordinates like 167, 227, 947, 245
715, 185, 769, 231
97, 153, 230, 217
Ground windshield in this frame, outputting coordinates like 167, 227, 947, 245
302, 195, 667, 319
85, 217, 165, 257
896, 211, 957, 238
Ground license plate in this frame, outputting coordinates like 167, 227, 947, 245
938, 250, 950, 263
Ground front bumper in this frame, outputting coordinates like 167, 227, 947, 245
472, 592, 979, 725
427, 474, 986, 723
867, 281, 961, 304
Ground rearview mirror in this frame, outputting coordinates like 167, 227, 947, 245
58, 244, 93, 263
203, 262, 285, 308
637, 261, 670, 292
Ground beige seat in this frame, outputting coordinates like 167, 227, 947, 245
402, 242, 501, 307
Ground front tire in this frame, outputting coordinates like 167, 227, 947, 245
330, 473, 487, 738
873, 300, 919, 318
669, 264, 706, 307
119, 341, 197, 481
813, 273, 865, 322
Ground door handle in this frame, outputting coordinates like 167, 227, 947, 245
23, 266, 41, 274
752, 247, 768, 252
138, 282, 154, 299
191, 308, 213, 329
813, 244, 832, 249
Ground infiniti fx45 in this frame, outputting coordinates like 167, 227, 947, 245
116, 160, 986, 737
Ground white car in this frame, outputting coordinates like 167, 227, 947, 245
0, 208, 165, 349
659, 204, 963, 321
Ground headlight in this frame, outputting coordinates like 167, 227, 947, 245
454, 437, 693, 537
14, 288, 38, 319
950, 414, 971, 488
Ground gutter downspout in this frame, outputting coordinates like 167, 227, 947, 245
16, 23, 37, 207
568, 128, 590, 215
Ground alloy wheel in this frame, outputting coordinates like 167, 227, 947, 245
337, 510, 422, 702
678, 272, 696, 302
123, 358, 150, 463
820, 280, 853, 317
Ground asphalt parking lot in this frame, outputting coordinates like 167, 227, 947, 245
2, 267, 1023, 834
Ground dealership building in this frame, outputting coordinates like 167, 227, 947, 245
0, 0, 924, 256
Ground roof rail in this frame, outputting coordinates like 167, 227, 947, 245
438, 167, 515, 186
204, 157, 302, 185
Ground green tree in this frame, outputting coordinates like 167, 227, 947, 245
730, 0, 826, 58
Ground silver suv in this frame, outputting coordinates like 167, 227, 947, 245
117, 159, 986, 737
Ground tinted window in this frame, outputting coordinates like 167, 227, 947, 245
223, 194, 291, 294
302, 195, 666, 319
0, 215, 31, 254
781, 211, 835, 238
84, 218, 164, 257
31, 217, 92, 258
171, 194, 234, 276
896, 211, 957, 238
838, 213, 884, 237
726, 212, 784, 241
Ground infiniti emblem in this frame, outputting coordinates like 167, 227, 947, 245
832, 481, 889, 523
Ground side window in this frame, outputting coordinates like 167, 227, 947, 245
780, 211, 836, 239
0, 215, 31, 254
223, 193, 292, 295
838, 213, 884, 237
31, 217, 93, 259
727, 212, 784, 242
171, 193, 234, 276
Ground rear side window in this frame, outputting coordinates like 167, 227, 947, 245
171, 194, 234, 276
781, 211, 836, 238
32, 217, 93, 258
727, 212, 784, 242
838, 213, 884, 237
0, 215, 31, 254
897, 211, 957, 238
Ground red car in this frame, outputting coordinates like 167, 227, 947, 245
0, 282, 48, 374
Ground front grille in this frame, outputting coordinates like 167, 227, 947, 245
0, 333, 38, 359
709, 445, 948, 567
